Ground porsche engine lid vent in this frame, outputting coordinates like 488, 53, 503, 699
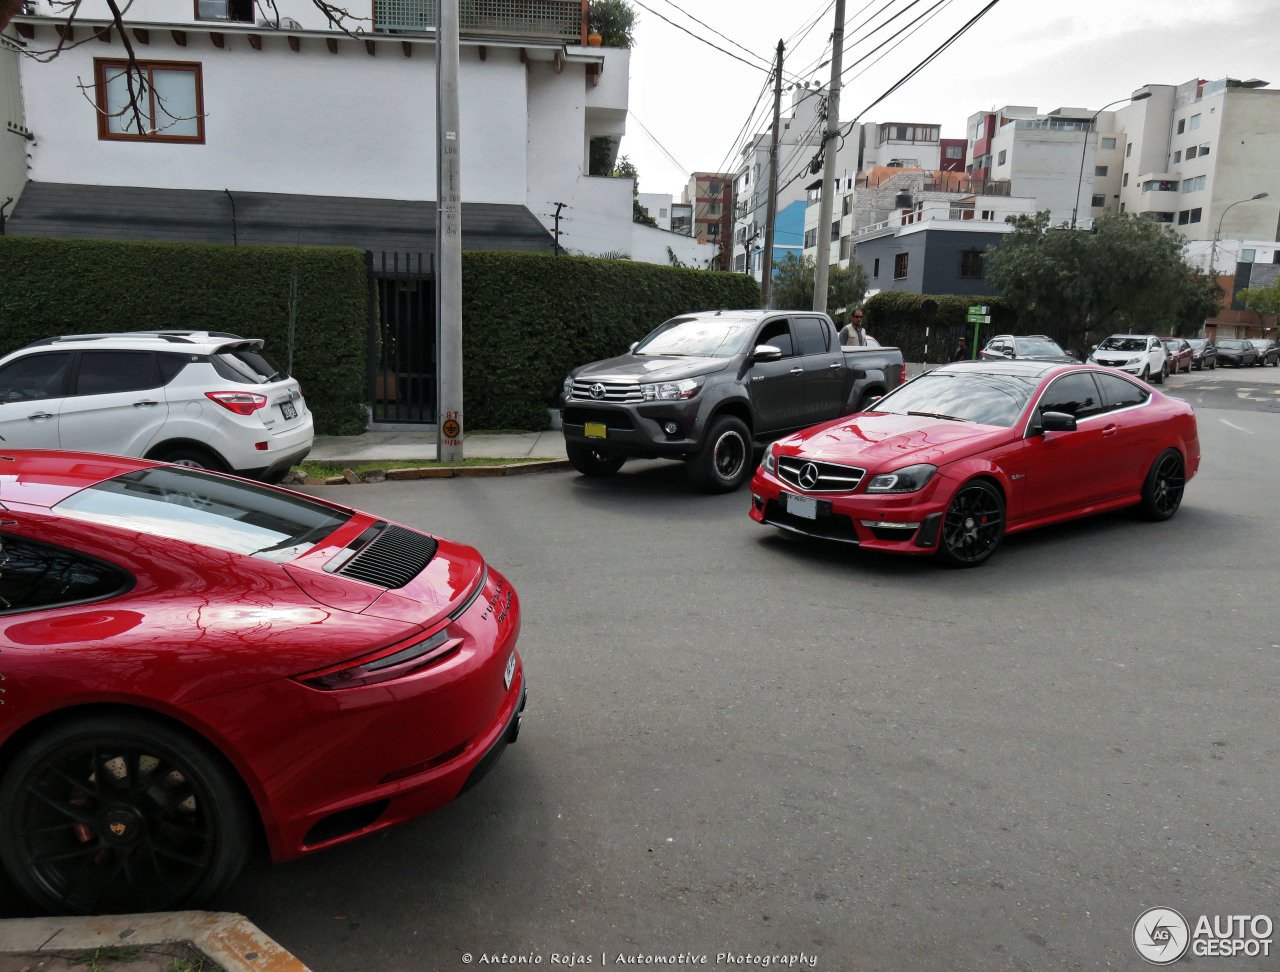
335, 524, 439, 589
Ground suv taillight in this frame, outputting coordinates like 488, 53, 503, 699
206, 391, 268, 415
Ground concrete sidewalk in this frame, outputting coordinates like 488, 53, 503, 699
308, 429, 568, 464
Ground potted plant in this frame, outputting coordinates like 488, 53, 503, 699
587, 0, 635, 48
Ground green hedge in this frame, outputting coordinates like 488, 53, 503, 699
461, 252, 760, 429
0, 237, 369, 435
863, 292, 1055, 363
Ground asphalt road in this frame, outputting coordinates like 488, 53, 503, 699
187, 398, 1280, 972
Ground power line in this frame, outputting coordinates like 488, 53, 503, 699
626, 110, 688, 176
629, 0, 776, 75
651, 0, 776, 73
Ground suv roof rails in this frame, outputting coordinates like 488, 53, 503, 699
19, 330, 246, 350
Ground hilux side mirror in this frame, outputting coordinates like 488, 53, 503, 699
629, 342, 639, 352
752, 345, 783, 362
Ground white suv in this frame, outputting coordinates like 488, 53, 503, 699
1087, 334, 1169, 384
0, 331, 313, 481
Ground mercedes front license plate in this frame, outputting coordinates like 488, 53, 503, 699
784, 492, 817, 519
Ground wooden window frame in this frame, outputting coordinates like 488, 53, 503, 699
94, 58, 206, 144
893, 252, 909, 280
959, 250, 984, 279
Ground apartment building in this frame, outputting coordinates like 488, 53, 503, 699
681, 171, 732, 269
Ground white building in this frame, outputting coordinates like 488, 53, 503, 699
637, 192, 673, 231
0, 0, 705, 265
1114, 77, 1280, 247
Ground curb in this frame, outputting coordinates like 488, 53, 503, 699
298, 458, 571, 485
0, 911, 311, 972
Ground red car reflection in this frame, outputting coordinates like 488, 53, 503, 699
750, 362, 1199, 566
0, 452, 524, 914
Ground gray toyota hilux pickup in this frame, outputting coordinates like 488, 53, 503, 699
560, 309, 905, 493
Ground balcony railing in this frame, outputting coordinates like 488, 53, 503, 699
373, 0, 586, 41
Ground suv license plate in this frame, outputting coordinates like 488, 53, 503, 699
584, 422, 606, 439
785, 492, 817, 519
280, 401, 297, 420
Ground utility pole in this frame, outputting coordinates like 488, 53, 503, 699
761, 39, 784, 309
436, 0, 464, 462
553, 202, 565, 255
812, 0, 844, 313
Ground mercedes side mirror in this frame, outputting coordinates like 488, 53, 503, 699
752, 344, 783, 362
1041, 411, 1077, 433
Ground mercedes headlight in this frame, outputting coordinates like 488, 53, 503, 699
865, 463, 937, 494
762, 442, 778, 474
641, 377, 703, 401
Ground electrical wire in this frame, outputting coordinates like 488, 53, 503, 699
626, 110, 689, 177
628, 0, 776, 75
650, 0, 777, 74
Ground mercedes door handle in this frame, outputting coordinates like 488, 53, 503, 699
1102, 425, 1119, 437
133, 400, 159, 407
27, 412, 54, 420
789, 367, 804, 374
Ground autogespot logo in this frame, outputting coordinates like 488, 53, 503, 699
1134, 907, 1191, 965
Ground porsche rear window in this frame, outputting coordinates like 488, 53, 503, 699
54, 467, 350, 562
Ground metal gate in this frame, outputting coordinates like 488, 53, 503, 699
369, 252, 436, 424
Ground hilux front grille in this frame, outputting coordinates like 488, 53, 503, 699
570, 378, 642, 403
776, 456, 866, 493
336, 524, 439, 589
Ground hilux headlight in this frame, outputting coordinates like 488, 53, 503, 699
865, 463, 936, 494
563, 375, 574, 395
641, 377, 703, 401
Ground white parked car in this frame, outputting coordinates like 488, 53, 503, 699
1087, 334, 1168, 384
0, 331, 313, 481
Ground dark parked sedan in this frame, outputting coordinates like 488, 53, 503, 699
1246, 338, 1279, 366
1187, 338, 1216, 371
1216, 340, 1259, 367
980, 334, 1076, 363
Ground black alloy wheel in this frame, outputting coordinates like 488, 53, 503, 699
1138, 449, 1185, 521
153, 447, 225, 472
566, 443, 626, 477
937, 480, 1005, 568
0, 716, 252, 915
687, 415, 751, 493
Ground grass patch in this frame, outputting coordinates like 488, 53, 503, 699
72, 947, 144, 969
297, 458, 558, 479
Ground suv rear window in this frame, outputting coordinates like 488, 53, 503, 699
210, 345, 287, 384
54, 467, 351, 562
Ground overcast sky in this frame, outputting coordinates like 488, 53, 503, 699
621, 0, 1276, 197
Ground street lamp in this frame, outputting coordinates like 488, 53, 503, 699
1069, 91, 1151, 230
1207, 192, 1269, 276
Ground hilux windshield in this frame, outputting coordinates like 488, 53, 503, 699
633, 318, 757, 357
869, 372, 1040, 428
54, 467, 351, 563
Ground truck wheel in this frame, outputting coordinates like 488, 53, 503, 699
687, 416, 751, 493
566, 443, 626, 477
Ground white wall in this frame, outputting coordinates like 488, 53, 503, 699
637, 192, 672, 231
0, 31, 26, 211
630, 223, 715, 268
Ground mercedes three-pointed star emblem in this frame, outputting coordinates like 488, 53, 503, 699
798, 462, 820, 490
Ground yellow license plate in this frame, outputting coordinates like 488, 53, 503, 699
584, 422, 607, 439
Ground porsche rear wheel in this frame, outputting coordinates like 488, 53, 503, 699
937, 480, 1005, 568
0, 715, 252, 915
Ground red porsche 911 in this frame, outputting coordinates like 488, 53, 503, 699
0, 452, 525, 914
750, 361, 1199, 566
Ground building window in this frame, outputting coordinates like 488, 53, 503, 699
1091, 194, 1105, 208
707, 201, 719, 215
1101, 137, 1117, 149
1176, 120, 1185, 135
1189, 113, 1201, 130
94, 59, 204, 142
1242, 249, 1256, 262
195, 0, 254, 21
841, 195, 852, 216
872, 258, 880, 278
830, 221, 839, 242
945, 145, 963, 159
1119, 202, 1125, 213
893, 253, 909, 279
709, 182, 722, 195
803, 228, 817, 249
959, 250, 983, 279
1095, 165, 1108, 177
707, 223, 719, 237
997, 149, 1007, 166
735, 254, 745, 272
1123, 172, 1129, 187
1189, 208, 1201, 223
1185, 145, 1198, 159
1181, 175, 1206, 193
981, 210, 994, 220
1198, 142, 1210, 157
659, 208, 667, 218
1178, 210, 1190, 225
1126, 142, 1133, 156
1173, 150, 1181, 163
839, 236, 850, 260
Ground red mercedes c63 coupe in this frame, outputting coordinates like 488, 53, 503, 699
750, 361, 1199, 566
0, 451, 525, 914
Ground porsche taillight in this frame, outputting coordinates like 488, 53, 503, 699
295, 629, 460, 690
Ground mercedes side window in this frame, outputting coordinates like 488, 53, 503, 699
793, 318, 830, 356
73, 350, 162, 396
1095, 372, 1150, 411
0, 352, 72, 403
0, 533, 133, 614
756, 320, 794, 357
1038, 373, 1104, 419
